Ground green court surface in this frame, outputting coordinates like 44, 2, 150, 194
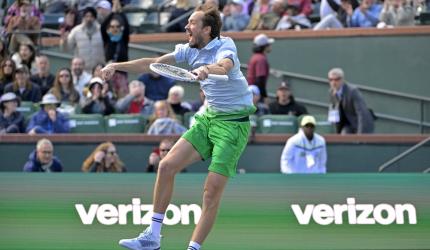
0, 173, 429, 250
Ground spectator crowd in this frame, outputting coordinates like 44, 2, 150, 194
0, 0, 425, 174
0, 0, 387, 140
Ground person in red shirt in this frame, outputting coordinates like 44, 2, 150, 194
246, 33, 274, 103
115, 80, 154, 115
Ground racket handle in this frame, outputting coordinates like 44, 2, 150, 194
208, 74, 229, 81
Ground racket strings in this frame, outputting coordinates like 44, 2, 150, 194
155, 64, 194, 80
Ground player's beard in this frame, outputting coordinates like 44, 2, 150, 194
189, 32, 205, 49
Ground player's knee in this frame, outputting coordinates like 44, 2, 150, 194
203, 187, 221, 209
157, 159, 177, 177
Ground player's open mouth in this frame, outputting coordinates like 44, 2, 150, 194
186, 30, 192, 39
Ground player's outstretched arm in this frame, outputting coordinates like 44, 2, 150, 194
101, 54, 175, 80
192, 58, 233, 81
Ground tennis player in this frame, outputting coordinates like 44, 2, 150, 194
101, 4, 255, 250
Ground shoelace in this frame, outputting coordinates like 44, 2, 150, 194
138, 231, 152, 240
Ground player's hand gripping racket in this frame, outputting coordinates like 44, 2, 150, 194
149, 63, 228, 82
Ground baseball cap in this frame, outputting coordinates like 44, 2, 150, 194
253, 34, 275, 47
97, 0, 112, 10
277, 82, 290, 91
248, 85, 260, 96
301, 115, 316, 127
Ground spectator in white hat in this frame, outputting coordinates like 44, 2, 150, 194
26, 93, 70, 134
246, 33, 274, 103
280, 115, 327, 174
81, 77, 115, 116
0, 92, 25, 133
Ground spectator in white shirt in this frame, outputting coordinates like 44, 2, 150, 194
280, 115, 327, 174
70, 57, 92, 96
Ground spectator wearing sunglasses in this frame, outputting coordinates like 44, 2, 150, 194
146, 139, 187, 173
100, 0, 130, 98
82, 141, 126, 172
328, 68, 374, 134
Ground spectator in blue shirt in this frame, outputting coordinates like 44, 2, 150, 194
222, 0, 250, 32
23, 138, 63, 172
138, 72, 175, 101
351, 0, 382, 27
27, 93, 70, 134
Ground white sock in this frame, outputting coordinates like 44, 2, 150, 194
150, 212, 164, 236
187, 241, 201, 250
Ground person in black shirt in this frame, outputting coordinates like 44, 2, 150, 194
30, 55, 55, 96
0, 92, 24, 133
268, 82, 307, 116
167, 85, 191, 116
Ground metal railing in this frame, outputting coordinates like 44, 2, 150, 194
245, 64, 430, 132
378, 135, 430, 172
160, 8, 194, 32
38, 29, 430, 132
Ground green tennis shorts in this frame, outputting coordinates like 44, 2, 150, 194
182, 107, 255, 177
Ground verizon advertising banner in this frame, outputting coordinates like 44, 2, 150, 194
0, 173, 428, 250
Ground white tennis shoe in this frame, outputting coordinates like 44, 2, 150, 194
119, 227, 161, 250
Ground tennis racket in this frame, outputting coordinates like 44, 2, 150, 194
149, 63, 229, 82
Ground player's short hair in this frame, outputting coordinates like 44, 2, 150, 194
195, 4, 222, 39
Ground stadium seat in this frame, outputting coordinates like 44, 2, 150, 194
250, 114, 258, 129
298, 114, 336, 134
105, 114, 146, 133
68, 114, 105, 133
17, 101, 39, 118
257, 115, 298, 134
